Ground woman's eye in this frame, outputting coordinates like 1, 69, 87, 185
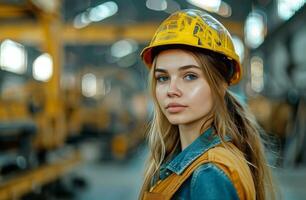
156, 75, 169, 82
184, 74, 198, 81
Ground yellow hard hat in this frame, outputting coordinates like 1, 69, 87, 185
141, 9, 242, 85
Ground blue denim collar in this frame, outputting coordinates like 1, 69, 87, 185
160, 127, 231, 176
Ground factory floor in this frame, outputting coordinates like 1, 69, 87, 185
73, 140, 146, 200
72, 140, 306, 200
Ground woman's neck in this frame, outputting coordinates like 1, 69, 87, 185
179, 117, 213, 150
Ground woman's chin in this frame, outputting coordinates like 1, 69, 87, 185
167, 117, 189, 125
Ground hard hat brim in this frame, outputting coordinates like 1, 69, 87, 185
141, 42, 242, 85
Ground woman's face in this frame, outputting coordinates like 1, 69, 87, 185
154, 49, 214, 125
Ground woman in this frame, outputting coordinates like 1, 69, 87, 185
139, 9, 274, 200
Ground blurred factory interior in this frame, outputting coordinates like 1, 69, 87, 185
0, 0, 306, 199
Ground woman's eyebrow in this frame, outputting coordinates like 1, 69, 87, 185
155, 65, 200, 73
178, 65, 201, 71
154, 68, 167, 73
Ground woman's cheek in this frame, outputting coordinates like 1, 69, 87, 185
155, 85, 165, 108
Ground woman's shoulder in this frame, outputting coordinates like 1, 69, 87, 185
191, 162, 235, 186
189, 162, 240, 199
197, 143, 256, 199
205, 143, 254, 183
206, 142, 248, 167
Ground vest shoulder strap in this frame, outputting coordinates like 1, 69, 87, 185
143, 147, 211, 200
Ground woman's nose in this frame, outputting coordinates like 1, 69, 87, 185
167, 79, 182, 97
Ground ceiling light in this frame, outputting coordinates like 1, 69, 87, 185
217, 1, 232, 17
73, 13, 91, 29
31, 0, 58, 13
88, 1, 118, 22
0, 39, 27, 74
146, 0, 167, 11
277, 0, 305, 20
73, 1, 118, 29
82, 73, 97, 97
250, 56, 264, 93
111, 39, 138, 58
33, 53, 53, 82
187, 0, 221, 12
244, 11, 266, 49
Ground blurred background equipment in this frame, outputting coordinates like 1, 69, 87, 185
0, 0, 306, 200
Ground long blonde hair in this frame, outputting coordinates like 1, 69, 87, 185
139, 46, 275, 200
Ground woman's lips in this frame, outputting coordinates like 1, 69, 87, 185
166, 103, 187, 113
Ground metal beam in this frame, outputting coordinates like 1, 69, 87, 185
0, 5, 30, 18
62, 23, 160, 44
0, 23, 42, 44
0, 21, 243, 44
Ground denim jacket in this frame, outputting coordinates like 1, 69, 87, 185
151, 127, 255, 200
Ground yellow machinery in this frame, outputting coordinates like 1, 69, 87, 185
75, 68, 148, 160
0, 1, 151, 198
0, 2, 82, 199
0, 1, 67, 149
